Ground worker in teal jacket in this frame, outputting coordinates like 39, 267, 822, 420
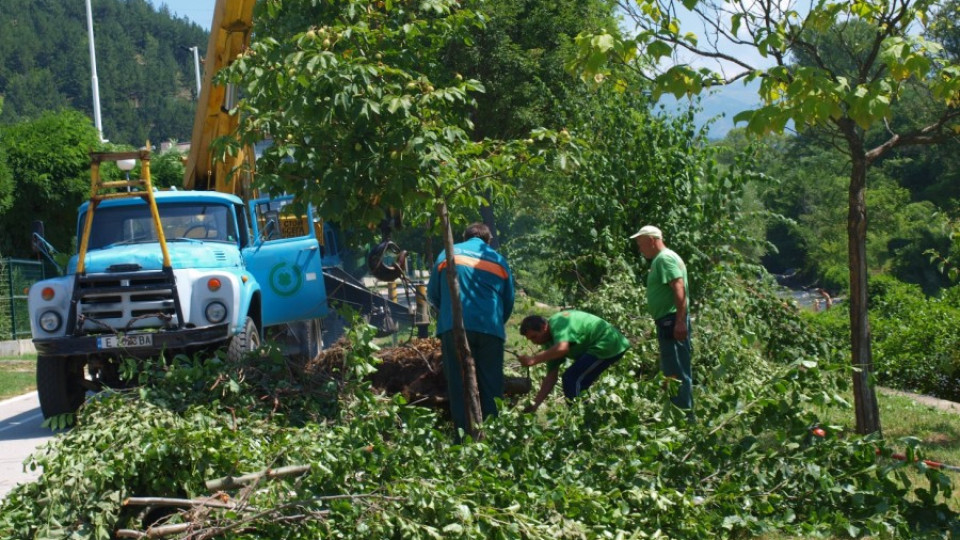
427, 222, 515, 436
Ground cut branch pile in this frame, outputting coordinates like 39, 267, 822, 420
305, 337, 530, 407
114, 465, 396, 539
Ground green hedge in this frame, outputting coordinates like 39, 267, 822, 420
811, 275, 960, 402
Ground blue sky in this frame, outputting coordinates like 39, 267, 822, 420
149, 0, 216, 29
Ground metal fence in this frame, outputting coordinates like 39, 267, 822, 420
0, 258, 50, 340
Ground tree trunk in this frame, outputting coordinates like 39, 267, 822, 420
438, 200, 484, 441
480, 188, 500, 249
847, 150, 882, 435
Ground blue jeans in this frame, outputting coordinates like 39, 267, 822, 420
561, 351, 626, 400
439, 331, 504, 434
656, 314, 694, 410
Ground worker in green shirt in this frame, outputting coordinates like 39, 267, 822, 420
631, 225, 694, 413
517, 310, 630, 413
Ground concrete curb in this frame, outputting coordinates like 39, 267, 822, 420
878, 387, 960, 415
0, 391, 38, 409
0, 339, 36, 357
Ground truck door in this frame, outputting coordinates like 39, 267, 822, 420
243, 196, 328, 327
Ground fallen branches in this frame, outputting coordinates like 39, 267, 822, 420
115, 461, 407, 539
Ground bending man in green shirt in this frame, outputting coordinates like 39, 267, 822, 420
631, 225, 694, 413
518, 310, 630, 412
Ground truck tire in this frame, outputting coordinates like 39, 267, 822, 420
227, 316, 261, 362
37, 356, 87, 419
289, 318, 323, 361
322, 312, 346, 346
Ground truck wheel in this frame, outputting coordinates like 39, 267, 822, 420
290, 319, 323, 362
37, 356, 87, 419
322, 312, 346, 346
227, 316, 261, 362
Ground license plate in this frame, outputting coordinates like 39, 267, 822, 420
98, 333, 153, 349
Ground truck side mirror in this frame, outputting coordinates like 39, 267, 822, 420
31, 221, 45, 253
261, 218, 279, 242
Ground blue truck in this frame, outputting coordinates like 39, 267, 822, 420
27, 150, 409, 419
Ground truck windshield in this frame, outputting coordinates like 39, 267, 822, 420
80, 203, 237, 250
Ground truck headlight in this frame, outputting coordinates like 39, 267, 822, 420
204, 301, 227, 324
38, 311, 62, 332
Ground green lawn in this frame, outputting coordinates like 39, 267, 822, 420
0, 355, 36, 400
813, 387, 960, 511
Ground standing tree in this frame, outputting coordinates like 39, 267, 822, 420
443, 0, 619, 244
0, 99, 14, 221
572, 0, 960, 434
219, 0, 556, 440
0, 109, 102, 256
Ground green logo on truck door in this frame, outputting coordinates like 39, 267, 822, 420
269, 262, 303, 296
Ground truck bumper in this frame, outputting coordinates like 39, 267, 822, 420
32, 324, 232, 357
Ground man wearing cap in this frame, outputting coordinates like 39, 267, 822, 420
631, 225, 694, 414
517, 310, 630, 413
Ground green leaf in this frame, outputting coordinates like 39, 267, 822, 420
647, 40, 673, 60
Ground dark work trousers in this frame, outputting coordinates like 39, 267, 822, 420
439, 330, 504, 434
561, 351, 626, 400
656, 314, 694, 411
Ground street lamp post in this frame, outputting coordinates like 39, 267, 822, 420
117, 159, 136, 193
85, 0, 105, 142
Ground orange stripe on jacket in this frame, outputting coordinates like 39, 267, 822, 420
438, 256, 509, 279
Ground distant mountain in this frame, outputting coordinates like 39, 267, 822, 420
0, 0, 208, 146
659, 79, 762, 140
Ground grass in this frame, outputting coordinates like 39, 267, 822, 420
0, 354, 36, 400
812, 386, 960, 511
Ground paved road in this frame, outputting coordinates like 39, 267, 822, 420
0, 392, 53, 500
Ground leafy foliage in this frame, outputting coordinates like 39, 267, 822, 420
813, 275, 960, 402
572, 0, 960, 435
0, 110, 101, 256
0, 128, 12, 218
444, 0, 619, 141
751, 132, 954, 293
2, 276, 957, 538
221, 0, 490, 232
503, 80, 766, 304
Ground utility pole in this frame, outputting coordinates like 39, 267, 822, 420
85, 0, 105, 142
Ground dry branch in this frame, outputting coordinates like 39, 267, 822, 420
206, 464, 312, 491
122, 495, 237, 510
117, 522, 191, 538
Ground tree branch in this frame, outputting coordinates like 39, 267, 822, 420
122, 496, 238, 510
865, 108, 960, 163
205, 464, 312, 491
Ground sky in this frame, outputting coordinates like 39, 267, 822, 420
149, 0, 216, 29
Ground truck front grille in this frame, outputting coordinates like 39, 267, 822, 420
74, 271, 180, 334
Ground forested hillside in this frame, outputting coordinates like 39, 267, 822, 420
0, 0, 206, 145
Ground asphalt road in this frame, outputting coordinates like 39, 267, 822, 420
0, 392, 53, 500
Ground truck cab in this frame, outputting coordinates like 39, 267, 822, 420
28, 180, 330, 418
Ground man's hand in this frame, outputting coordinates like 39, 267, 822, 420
518, 354, 536, 367
673, 317, 688, 341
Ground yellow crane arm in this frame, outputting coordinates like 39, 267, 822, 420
182, 0, 256, 197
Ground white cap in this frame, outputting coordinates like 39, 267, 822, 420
629, 225, 662, 239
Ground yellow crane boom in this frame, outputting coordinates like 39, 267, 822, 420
182, 0, 256, 198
